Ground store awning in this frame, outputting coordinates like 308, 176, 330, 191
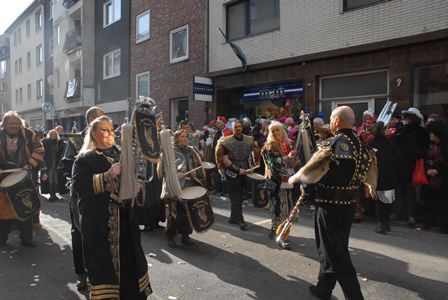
243, 82, 303, 102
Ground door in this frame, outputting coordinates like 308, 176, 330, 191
322, 98, 374, 127
171, 97, 188, 129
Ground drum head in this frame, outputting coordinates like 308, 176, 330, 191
246, 173, 265, 181
181, 186, 207, 199
0, 171, 28, 187
202, 162, 216, 169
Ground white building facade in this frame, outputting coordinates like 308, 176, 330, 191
6, 1, 46, 130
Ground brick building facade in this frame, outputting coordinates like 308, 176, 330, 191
130, 0, 207, 129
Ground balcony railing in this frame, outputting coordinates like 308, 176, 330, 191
63, 0, 80, 9
63, 26, 82, 55
65, 77, 81, 101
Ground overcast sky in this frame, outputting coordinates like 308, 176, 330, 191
0, 0, 34, 34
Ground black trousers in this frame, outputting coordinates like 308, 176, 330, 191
0, 217, 33, 242
377, 201, 391, 230
315, 204, 364, 300
70, 205, 86, 275
226, 175, 247, 222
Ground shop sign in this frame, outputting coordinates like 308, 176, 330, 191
244, 82, 303, 102
194, 76, 213, 102
259, 87, 285, 99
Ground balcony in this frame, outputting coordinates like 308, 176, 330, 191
65, 77, 81, 102
63, 27, 82, 55
63, 0, 80, 9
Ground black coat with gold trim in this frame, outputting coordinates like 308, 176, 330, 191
290, 128, 377, 203
72, 147, 151, 300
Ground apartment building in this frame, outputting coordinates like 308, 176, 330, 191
130, 0, 207, 129
5, 0, 46, 130
207, 0, 448, 123
0, 35, 11, 116
51, 0, 95, 131
94, 0, 131, 125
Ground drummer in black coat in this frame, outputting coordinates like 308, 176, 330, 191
290, 106, 377, 300
164, 129, 205, 248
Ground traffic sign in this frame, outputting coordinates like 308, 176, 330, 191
41, 102, 53, 113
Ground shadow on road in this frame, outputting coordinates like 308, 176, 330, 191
0, 226, 87, 300
140, 228, 312, 300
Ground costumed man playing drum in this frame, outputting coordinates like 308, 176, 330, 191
72, 116, 152, 300
216, 120, 260, 231
261, 121, 299, 249
62, 106, 105, 290
289, 106, 377, 300
164, 129, 206, 248
0, 111, 44, 248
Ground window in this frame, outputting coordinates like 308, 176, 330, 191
18, 28, 22, 44
136, 10, 150, 43
320, 70, 388, 100
413, 63, 448, 109
27, 52, 31, 69
18, 58, 22, 74
15, 89, 18, 104
49, 1, 53, 19
103, 0, 121, 27
55, 25, 60, 45
35, 10, 42, 31
0, 60, 6, 78
19, 87, 23, 104
0, 82, 6, 92
13, 32, 17, 46
26, 19, 30, 38
343, 0, 386, 11
36, 79, 43, 99
136, 72, 150, 97
49, 38, 54, 57
14, 61, 18, 75
56, 68, 60, 87
103, 49, 121, 79
36, 45, 43, 65
170, 25, 188, 64
227, 0, 280, 40
27, 84, 32, 101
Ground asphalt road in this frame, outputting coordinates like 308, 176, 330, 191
1, 193, 447, 300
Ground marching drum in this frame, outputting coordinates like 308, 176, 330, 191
246, 173, 268, 208
178, 186, 214, 233
202, 162, 219, 192
0, 170, 41, 221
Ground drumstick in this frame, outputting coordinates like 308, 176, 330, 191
183, 166, 204, 176
0, 168, 24, 174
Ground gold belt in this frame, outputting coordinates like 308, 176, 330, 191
315, 198, 356, 205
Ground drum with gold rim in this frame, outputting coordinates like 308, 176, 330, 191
202, 161, 219, 192
246, 172, 268, 208
0, 170, 41, 221
178, 186, 214, 233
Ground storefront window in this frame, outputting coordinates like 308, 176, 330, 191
413, 62, 448, 117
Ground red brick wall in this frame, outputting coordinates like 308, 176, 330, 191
130, 0, 206, 129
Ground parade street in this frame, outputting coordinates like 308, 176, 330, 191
1, 194, 447, 300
